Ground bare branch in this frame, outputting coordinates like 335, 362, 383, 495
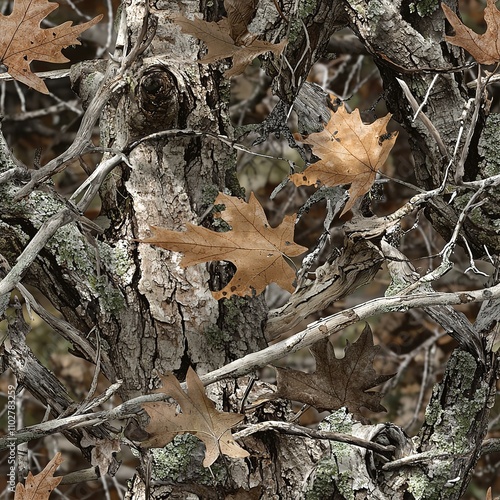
200, 282, 500, 387
233, 421, 395, 455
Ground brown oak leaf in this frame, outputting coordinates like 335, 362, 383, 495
271, 324, 394, 418
290, 98, 397, 216
140, 192, 307, 300
224, 0, 259, 43
0, 0, 102, 94
174, 14, 286, 78
14, 452, 63, 499
141, 367, 249, 467
442, 0, 500, 65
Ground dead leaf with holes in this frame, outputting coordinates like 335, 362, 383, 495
0, 0, 102, 94
140, 192, 307, 299
290, 98, 397, 216
269, 324, 394, 418
14, 452, 63, 499
141, 367, 249, 467
174, 13, 286, 78
442, 0, 500, 65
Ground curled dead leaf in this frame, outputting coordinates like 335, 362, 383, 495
269, 324, 394, 418
174, 13, 286, 77
14, 452, 63, 499
224, 0, 259, 43
139, 192, 306, 299
442, 0, 500, 65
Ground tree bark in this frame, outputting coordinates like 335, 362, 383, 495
93, 1, 323, 496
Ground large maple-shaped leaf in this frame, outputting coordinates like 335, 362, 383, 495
142, 367, 249, 467
271, 325, 394, 418
442, 0, 500, 65
174, 14, 286, 78
14, 452, 63, 499
140, 192, 307, 300
0, 0, 102, 94
290, 99, 397, 216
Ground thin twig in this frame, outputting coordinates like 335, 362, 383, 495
401, 188, 487, 295
0, 393, 164, 449
0, 68, 70, 83
382, 451, 460, 471
126, 128, 296, 165
233, 421, 395, 455
412, 73, 438, 121
396, 78, 448, 158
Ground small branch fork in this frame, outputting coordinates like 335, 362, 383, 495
393, 70, 498, 288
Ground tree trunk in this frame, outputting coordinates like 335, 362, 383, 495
92, 0, 324, 496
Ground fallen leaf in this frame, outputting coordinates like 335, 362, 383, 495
80, 434, 121, 475
290, 97, 397, 216
224, 0, 259, 43
140, 192, 307, 299
271, 324, 394, 418
174, 14, 286, 78
14, 452, 63, 499
142, 367, 249, 467
442, 0, 500, 65
0, 0, 102, 94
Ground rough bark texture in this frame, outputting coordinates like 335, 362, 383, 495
96, 1, 323, 496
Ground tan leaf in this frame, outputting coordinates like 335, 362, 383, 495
224, 0, 259, 43
290, 97, 397, 216
14, 452, 63, 500
174, 14, 286, 78
140, 192, 307, 300
271, 324, 394, 418
0, 0, 102, 94
486, 486, 500, 500
442, 1, 500, 65
142, 367, 249, 467
80, 435, 121, 475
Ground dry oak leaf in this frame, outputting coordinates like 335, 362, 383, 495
0, 0, 102, 94
271, 324, 394, 418
442, 0, 500, 65
14, 452, 63, 499
174, 14, 286, 78
290, 99, 397, 216
140, 192, 307, 300
141, 367, 249, 467
224, 0, 259, 43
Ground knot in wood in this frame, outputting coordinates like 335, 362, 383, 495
134, 66, 179, 130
